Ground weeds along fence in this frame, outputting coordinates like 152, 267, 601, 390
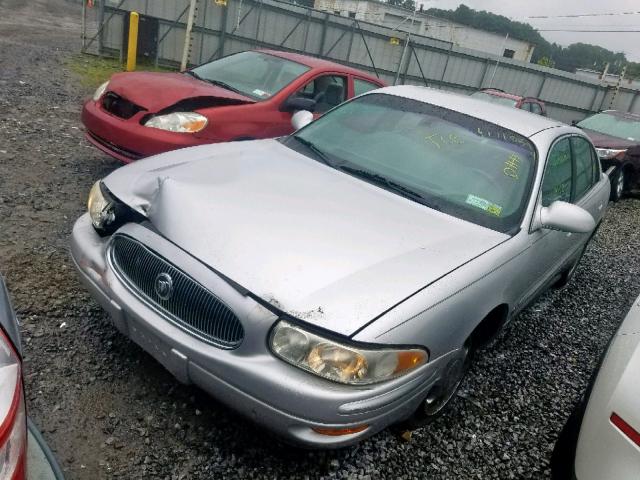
82, 0, 640, 123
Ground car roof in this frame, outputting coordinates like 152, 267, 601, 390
258, 49, 383, 83
479, 88, 523, 101
372, 85, 565, 138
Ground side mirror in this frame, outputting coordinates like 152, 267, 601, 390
281, 96, 316, 113
291, 110, 314, 130
539, 201, 595, 233
571, 120, 579, 127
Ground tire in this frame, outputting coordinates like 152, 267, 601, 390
609, 168, 626, 202
401, 342, 472, 430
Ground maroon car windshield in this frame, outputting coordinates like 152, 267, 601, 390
577, 112, 640, 142
189, 51, 310, 101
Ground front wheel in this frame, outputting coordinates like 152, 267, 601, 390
401, 344, 472, 429
610, 168, 626, 202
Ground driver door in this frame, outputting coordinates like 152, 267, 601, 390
512, 137, 577, 310
268, 74, 348, 138
294, 75, 348, 117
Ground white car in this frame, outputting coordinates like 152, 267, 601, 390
553, 293, 640, 479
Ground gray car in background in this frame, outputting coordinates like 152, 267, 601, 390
71, 86, 610, 447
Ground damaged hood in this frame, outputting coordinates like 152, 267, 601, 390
104, 140, 508, 335
107, 72, 254, 112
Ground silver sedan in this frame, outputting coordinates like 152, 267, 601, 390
71, 86, 610, 447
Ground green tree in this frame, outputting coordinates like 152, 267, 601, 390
386, 0, 416, 11
537, 56, 555, 68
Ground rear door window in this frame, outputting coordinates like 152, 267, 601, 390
571, 137, 595, 199
590, 146, 602, 183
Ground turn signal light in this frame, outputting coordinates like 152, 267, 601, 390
312, 425, 369, 436
610, 412, 640, 447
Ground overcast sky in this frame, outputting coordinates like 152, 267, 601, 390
419, 0, 640, 61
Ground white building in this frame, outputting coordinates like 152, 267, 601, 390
313, 0, 536, 62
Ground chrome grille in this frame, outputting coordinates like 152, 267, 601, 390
109, 235, 244, 348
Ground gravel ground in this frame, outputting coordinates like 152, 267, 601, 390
1, 1, 640, 479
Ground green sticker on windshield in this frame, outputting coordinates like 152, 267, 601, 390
466, 194, 503, 217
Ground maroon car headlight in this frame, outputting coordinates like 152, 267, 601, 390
270, 321, 428, 385
92, 81, 109, 102
596, 148, 626, 159
143, 112, 208, 133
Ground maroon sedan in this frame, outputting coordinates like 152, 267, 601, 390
471, 88, 547, 116
82, 50, 385, 163
577, 110, 640, 201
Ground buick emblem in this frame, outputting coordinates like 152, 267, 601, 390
154, 272, 174, 301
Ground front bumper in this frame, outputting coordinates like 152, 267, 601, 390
70, 214, 454, 448
81, 99, 208, 163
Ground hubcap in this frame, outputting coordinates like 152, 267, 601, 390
423, 348, 468, 417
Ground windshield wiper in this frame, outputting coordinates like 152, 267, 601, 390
291, 135, 332, 166
184, 70, 202, 80
204, 78, 244, 95
338, 165, 433, 206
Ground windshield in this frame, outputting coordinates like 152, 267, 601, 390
577, 112, 640, 142
471, 91, 518, 108
189, 51, 310, 101
284, 93, 537, 233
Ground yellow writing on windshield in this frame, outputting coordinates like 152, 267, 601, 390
503, 153, 521, 179
424, 132, 464, 149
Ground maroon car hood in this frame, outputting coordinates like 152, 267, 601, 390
107, 72, 254, 112
581, 128, 639, 149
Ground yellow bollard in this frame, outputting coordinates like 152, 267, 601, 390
126, 11, 139, 72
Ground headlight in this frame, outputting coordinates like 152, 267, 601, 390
270, 321, 428, 385
93, 81, 109, 102
88, 181, 115, 231
596, 148, 626, 159
87, 181, 144, 234
143, 112, 208, 133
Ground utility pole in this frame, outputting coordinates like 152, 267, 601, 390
487, 33, 509, 88
392, 7, 418, 85
180, 0, 198, 71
